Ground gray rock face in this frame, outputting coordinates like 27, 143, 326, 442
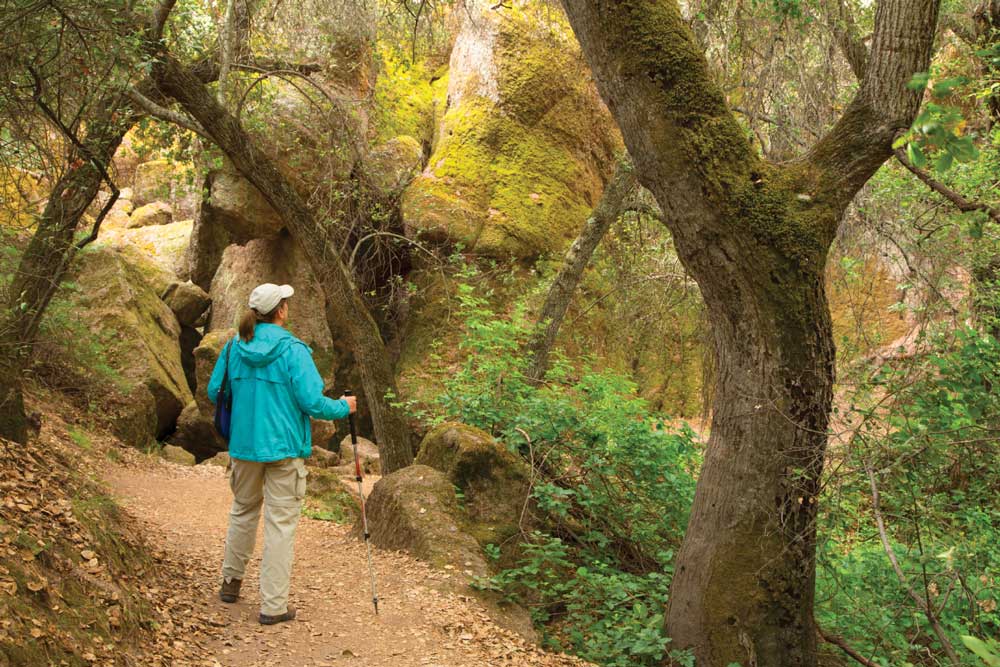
201, 168, 285, 241
338, 434, 380, 474
207, 236, 334, 356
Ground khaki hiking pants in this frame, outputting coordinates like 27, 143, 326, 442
221, 457, 307, 616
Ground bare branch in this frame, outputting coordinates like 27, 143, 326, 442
865, 460, 961, 666
817, 626, 880, 667
126, 86, 210, 140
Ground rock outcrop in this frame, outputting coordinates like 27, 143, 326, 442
62, 246, 194, 442
401, 1, 620, 258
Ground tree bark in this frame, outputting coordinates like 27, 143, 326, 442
556, 0, 940, 664
149, 51, 415, 474
523, 159, 637, 385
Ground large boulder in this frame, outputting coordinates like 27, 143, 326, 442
97, 218, 193, 283
360, 464, 536, 640
415, 422, 530, 546
207, 236, 334, 357
338, 434, 380, 474
401, 1, 620, 258
62, 246, 194, 441
170, 401, 226, 461
199, 168, 284, 242
363, 465, 488, 575
162, 281, 211, 328
127, 201, 173, 228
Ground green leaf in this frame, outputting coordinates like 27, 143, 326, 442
907, 143, 927, 168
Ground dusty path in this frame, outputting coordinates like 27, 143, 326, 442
105, 460, 586, 667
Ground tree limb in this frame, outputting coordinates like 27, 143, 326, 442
821, 0, 869, 80
817, 626, 880, 667
126, 86, 210, 140
894, 147, 1000, 223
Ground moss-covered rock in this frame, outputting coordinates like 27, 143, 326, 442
415, 422, 530, 548
162, 281, 211, 328
360, 464, 536, 640
363, 464, 488, 574
161, 444, 196, 466
96, 218, 193, 284
128, 201, 173, 228
62, 246, 194, 441
401, 0, 621, 258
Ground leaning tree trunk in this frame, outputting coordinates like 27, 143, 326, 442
556, 0, 940, 663
523, 159, 637, 385
0, 94, 129, 442
150, 51, 415, 474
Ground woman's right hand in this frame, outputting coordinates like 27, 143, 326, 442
340, 395, 357, 414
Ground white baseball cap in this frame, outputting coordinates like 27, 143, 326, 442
248, 283, 294, 314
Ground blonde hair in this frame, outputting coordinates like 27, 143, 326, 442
238, 299, 286, 342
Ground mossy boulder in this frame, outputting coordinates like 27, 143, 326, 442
128, 202, 173, 228
362, 465, 488, 575
415, 422, 530, 547
369, 136, 425, 195
401, 1, 620, 258
193, 329, 236, 418
161, 444, 196, 466
63, 246, 194, 441
360, 464, 536, 640
97, 218, 193, 283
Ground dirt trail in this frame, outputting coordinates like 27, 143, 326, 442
105, 460, 586, 667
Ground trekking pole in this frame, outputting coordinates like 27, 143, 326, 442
344, 390, 379, 615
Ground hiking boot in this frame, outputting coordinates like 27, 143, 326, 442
219, 578, 242, 603
259, 607, 296, 625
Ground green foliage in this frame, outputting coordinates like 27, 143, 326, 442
963, 636, 1000, 666
901, 74, 981, 172
818, 327, 1000, 665
434, 271, 698, 667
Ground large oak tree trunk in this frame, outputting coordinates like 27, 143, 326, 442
150, 52, 415, 473
556, 0, 940, 663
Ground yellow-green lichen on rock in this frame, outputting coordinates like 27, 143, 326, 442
402, 0, 621, 259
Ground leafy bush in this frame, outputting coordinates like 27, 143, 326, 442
431, 272, 698, 666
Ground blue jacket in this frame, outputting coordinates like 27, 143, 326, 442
206, 323, 349, 462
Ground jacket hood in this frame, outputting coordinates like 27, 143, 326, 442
234, 323, 296, 368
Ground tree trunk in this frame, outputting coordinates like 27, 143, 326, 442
555, 0, 940, 663
0, 94, 129, 442
664, 230, 836, 666
150, 52, 415, 473
523, 159, 637, 384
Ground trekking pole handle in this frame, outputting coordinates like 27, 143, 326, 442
344, 390, 358, 444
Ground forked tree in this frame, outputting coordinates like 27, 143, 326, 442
557, 0, 941, 664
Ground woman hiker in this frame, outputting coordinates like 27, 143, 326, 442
207, 282, 357, 625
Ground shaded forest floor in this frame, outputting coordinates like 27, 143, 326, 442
105, 458, 588, 667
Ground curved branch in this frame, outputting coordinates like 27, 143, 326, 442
126, 86, 210, 140
894, 148, 1000, 223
